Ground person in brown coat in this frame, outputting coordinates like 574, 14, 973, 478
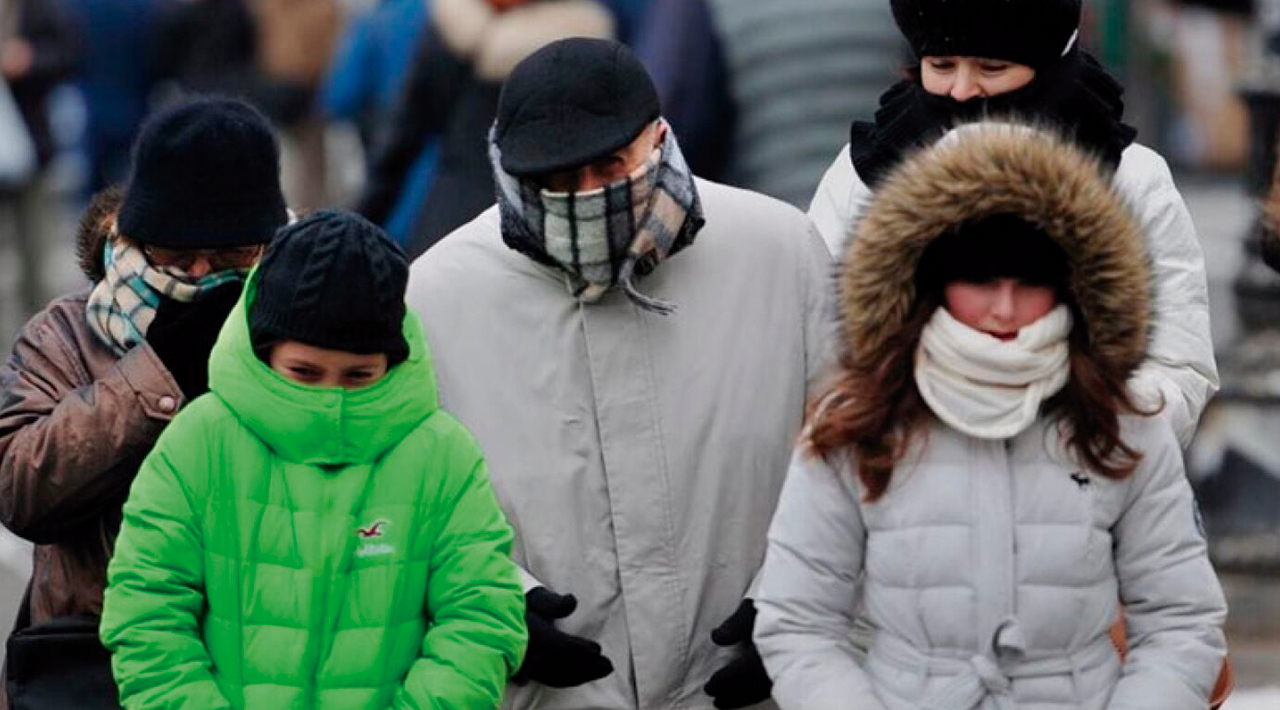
0, 96, 287, 710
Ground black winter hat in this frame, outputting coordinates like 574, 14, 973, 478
119, 96, 289, 249
916, 214, 1070, 295
250, 210, 410, 364
495, 38, 661, 177
891, 0, 1082, 70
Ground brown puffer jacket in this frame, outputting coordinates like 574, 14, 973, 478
0, 193, 184, 641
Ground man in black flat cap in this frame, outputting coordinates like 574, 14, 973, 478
406, 38, 834, 710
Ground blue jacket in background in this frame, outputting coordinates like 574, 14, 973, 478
599, 0, 653, 44
323, 0, 436, 245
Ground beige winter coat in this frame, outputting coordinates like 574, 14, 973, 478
407, 177, 835, 710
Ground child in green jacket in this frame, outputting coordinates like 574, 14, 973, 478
100, 210, 527, 709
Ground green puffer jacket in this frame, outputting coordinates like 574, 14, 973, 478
99, 274, 527, 710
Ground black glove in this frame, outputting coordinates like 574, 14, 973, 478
704, 599, 772, 709
513, 587, 614, 688
146, 281, 244, 400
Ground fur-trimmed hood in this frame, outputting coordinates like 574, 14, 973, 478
841, 122, 1150, 378
433, 0, 614, 82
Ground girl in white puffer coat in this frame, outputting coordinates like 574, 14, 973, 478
754, 124, 1227, 710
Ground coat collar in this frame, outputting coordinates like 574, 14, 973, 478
208, 268, 439, 466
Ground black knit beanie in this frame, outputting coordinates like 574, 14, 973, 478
250, 210, 410, 365
916, 214, 1070, 296
118, 96, 289, 249
891, 0, 1082, 70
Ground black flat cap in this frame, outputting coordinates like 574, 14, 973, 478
495, 38, 660, 177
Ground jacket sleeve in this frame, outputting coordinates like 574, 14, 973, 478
0, 306, 183, 543
99, 422, 232, 710
807, 145, 868, 259
320, 13, 375, 122
1119, 149, 1218, 447
1106, 416, 1227, 710
356, 24, 467, 226
801, 221, 839, 390
393, 458, 528, 710
754, 449, 887, 710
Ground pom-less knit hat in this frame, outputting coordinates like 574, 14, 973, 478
118, 96, 289, 249
891, 0, 1082, 70
250, 210, 409, 364
916, 214, 1071, 296
494, 37, 661, 177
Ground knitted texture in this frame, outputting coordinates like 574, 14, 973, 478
890, 0, 1081, 69
250, 210, 409, 361
118, 96, 289, 249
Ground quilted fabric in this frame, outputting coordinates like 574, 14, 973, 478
100, 271, 527, 709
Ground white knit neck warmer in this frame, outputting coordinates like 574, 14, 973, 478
914, 304, 1073, 440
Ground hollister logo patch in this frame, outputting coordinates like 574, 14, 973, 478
357, 520, 388, 539
355, 519, 394, 558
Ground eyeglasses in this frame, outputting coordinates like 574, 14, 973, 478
142, 244, 264, 272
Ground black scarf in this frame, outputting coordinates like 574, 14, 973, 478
850, 49, 1138, 188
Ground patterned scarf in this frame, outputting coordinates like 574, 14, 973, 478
86, 238, 246, 356
492, 120, 705, 315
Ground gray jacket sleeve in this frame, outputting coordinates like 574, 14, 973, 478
1106, 415, 1228, 710
807, 145, 863, 259
802, 222, 839, 390
1117, 146, 1218, 447
754, 449, 887, 710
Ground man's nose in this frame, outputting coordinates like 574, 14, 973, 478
575, 168, 612, 192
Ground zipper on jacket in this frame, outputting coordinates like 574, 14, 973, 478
1003, 439, 1017, 609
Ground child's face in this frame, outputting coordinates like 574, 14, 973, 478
269, 341, 389, 389
944, 278, 1058, 341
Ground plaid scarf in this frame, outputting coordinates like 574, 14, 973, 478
86, 239, 246, 356
492, 120, 704, 315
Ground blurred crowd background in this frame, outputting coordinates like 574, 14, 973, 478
0, 0, 1278, 703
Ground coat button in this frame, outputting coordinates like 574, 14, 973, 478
158, 396, 177, 413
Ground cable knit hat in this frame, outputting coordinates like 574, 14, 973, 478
890, 0, 1081, 69
118, 96, 289, 249
250, 210, 409, 364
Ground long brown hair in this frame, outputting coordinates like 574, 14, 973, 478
807, 291, 1153, 503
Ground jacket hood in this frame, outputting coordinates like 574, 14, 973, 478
433, 0, 614, 82
841, 122, 1150, 378
77, 185, 126, 283
207, 267, 439, 466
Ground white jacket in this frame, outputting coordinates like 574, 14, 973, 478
755, 416, 1228, 710
809, 139, 1218, 446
